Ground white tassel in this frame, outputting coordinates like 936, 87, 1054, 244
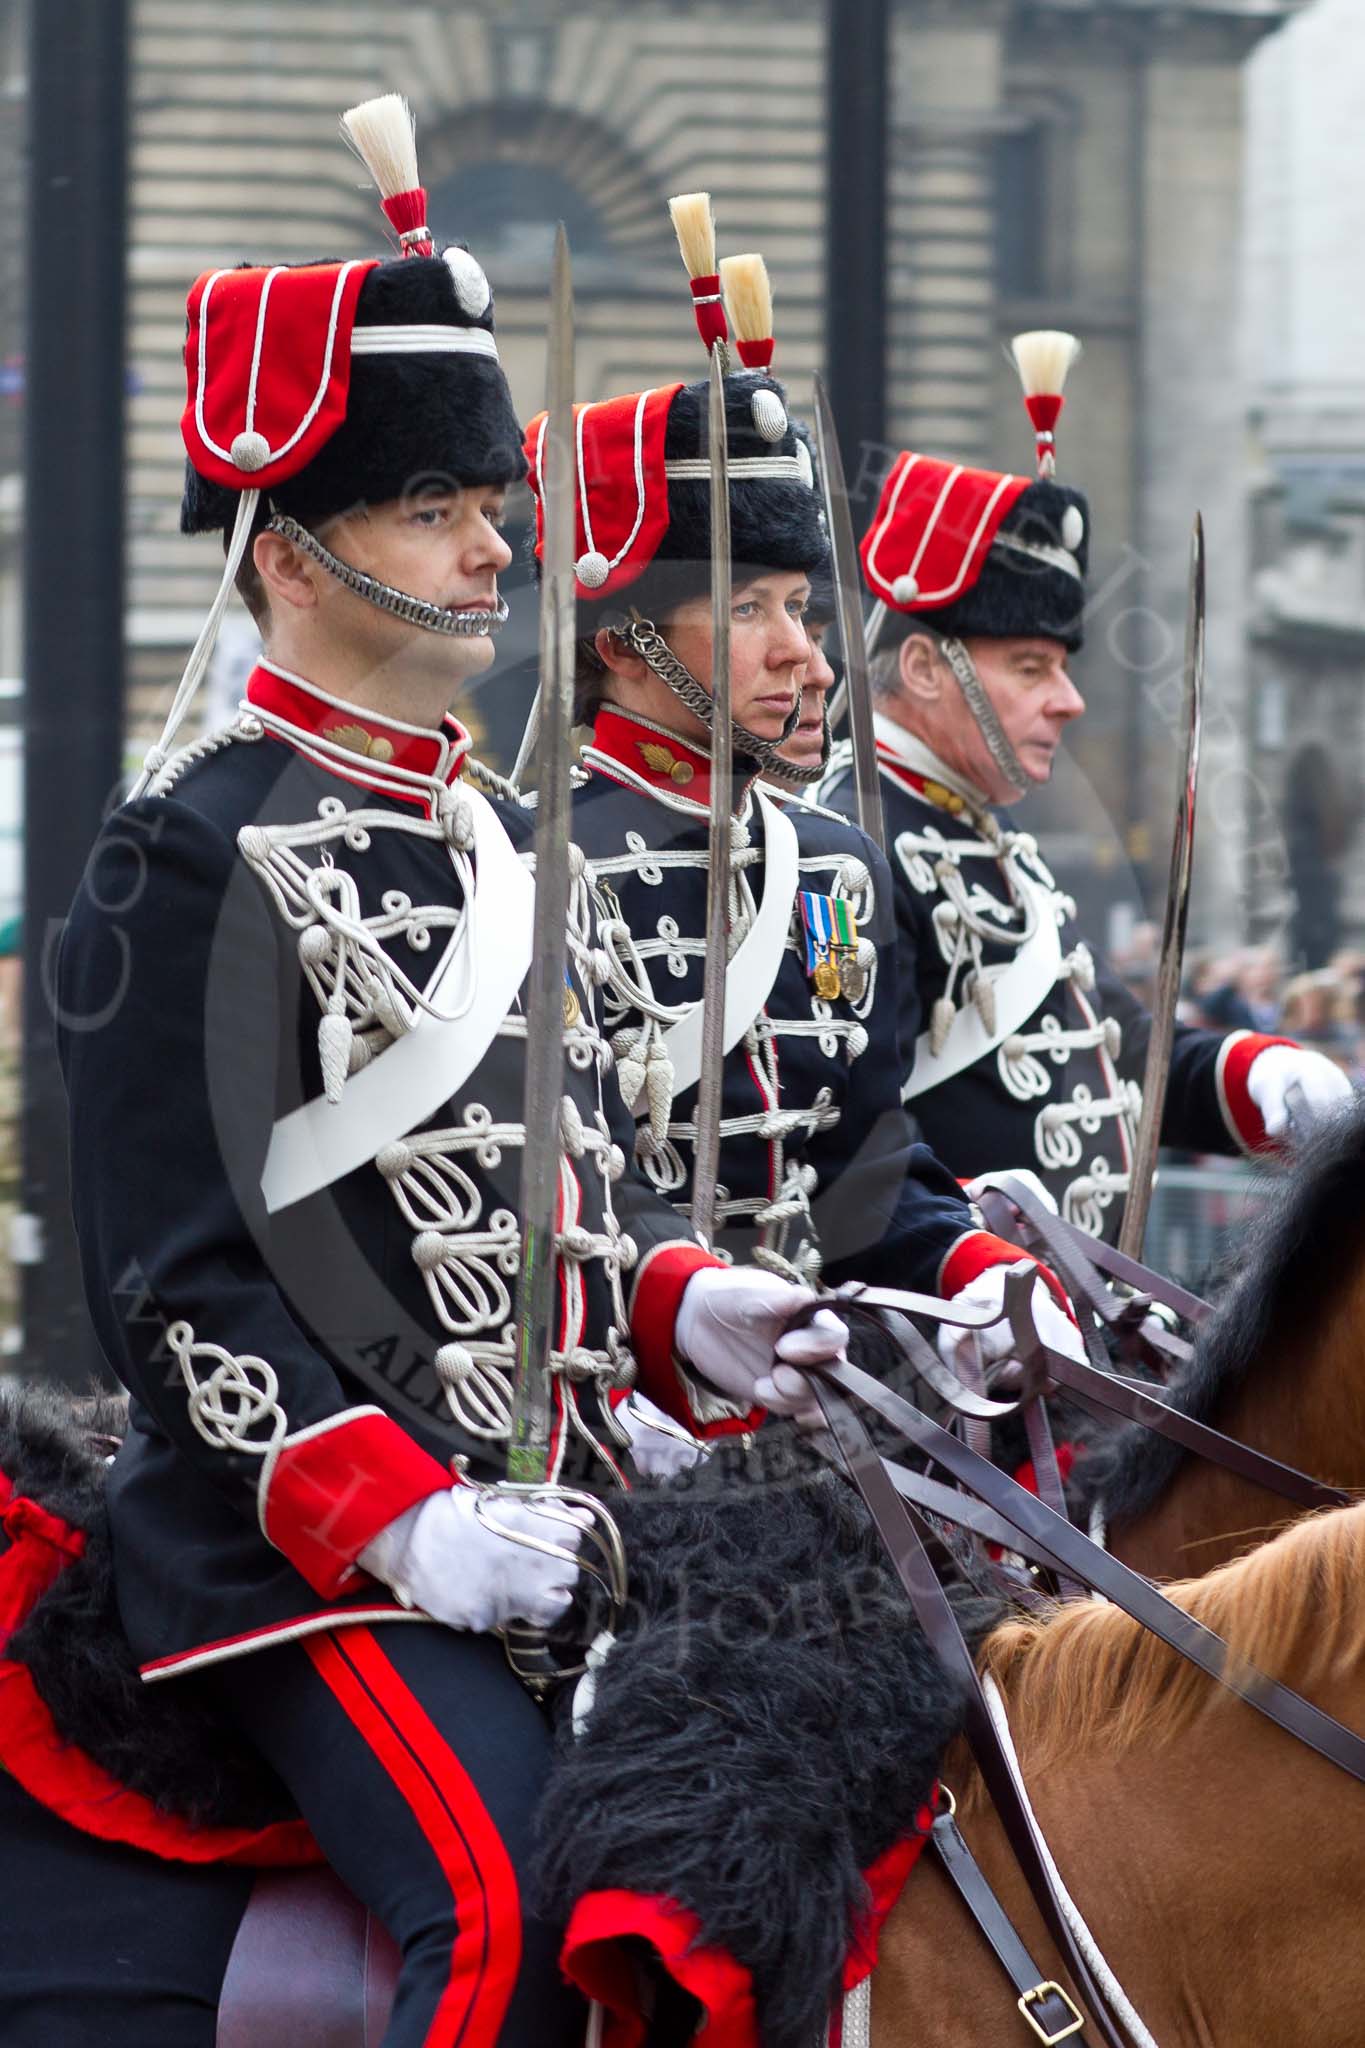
929, 997, 956, 1058
616, 1049, 647, 1117
1009, 330, 1082, 399
973, 974, 997, 1038
645, 1040, 675, 1145
340, 93, 419, 202
318, 1011, 354, 1105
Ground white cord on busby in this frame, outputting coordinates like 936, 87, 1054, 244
132, 487, 261, 798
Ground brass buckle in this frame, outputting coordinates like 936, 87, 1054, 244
1017, 1981, 1085, 2044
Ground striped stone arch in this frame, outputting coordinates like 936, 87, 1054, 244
410, 103, 667, 287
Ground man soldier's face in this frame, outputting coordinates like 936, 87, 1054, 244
777, 615, 835, 773
253, 484, 512, 707
595, 568, 811, 746
893, 631, 1085, 802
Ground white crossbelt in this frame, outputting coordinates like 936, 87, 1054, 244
901, 865, 1062, 1101
659, 786, 801, 1096
262, 785, 534, 1212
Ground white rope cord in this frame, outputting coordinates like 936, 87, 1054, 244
132, 485, 262, 797
981, 1674, 1158, 2048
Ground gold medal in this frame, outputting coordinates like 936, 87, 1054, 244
814, 957, 841, 1001
563, 985, 582, 1029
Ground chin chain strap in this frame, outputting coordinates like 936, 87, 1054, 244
938, 635, 1028, 798
267, 513, 510, 639
620, 614, 825, 785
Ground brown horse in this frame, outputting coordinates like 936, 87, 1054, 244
873, 1497, 1365, 2046
1072, 1106, 1365, 1578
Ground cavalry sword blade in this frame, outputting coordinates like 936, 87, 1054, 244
508, 223, 576, 1482
690, 349, 733, 1247
1117, 511, 1205, 1261
812, 374, 886, 857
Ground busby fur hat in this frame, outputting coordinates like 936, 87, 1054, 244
862, 328, 1090, 655
181, 246, 525, 537
523, 212, 825, 625
863, 463, 1089, 654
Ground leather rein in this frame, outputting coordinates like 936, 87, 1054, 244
794, 1252, 1365, 2045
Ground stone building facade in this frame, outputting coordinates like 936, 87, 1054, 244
1241, 0, 1365, 964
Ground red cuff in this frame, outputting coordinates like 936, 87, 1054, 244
939, 1230, 1073, 1321
258, 1408, 449, 1599
1216, 1031, 1296, 1155
628, 1242, 759, 1438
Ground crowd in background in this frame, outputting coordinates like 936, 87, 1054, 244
1114, 923, 1365, 1080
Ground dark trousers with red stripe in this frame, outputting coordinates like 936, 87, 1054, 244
205, 1624, 584, 2048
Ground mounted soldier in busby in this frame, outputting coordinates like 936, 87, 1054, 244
819, 335, 1351, 1243
522, 199, 1082, 1381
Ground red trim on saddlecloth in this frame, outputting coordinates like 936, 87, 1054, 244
260, 1408, 450, 1600
310, 1629, 521, 2048
629, 1242, 759, 1439
561, 1820, 933, 2048
246, 663, 472, 799
1216, 1030, 1296, 1155
0, 1471, 318, 1866
1013, 1440, 1078, 1499
939, 1231, 1074, 1322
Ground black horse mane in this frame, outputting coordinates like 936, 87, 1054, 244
1076, 1099, 1365, 1528
536, 1425, 996, 2048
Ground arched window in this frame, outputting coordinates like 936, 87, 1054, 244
415, 104, 665, 292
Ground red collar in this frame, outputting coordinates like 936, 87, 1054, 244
591, 707, 755, 811
246, 662, 471, 803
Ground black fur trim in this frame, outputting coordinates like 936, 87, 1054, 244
0, 1383, 292, 1832
574, 370, 827, 627
882, 478, 1090, 654
181, 250, 526, 536
536, 1434, 984, 2048
1075, 1100, 1365, 1528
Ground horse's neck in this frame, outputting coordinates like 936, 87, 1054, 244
1111, 1255, 1365, 1579
874, 1702, 1365, 2048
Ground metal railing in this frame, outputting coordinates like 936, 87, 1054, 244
1144, 1158, 1274, 1295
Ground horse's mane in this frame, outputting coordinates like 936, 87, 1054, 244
966, 1499, 1365, 1792
1076, 1099, 1365, 1526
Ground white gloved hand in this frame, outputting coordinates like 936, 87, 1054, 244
938, 1262, 1084, 1375
673, 1266, 849, 1431
358, 1484, 586, 1634
1246, 1043, 1353, 1141
614, 1391, 709, 1478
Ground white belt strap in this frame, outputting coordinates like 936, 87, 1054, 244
660, 787, 800, 1097
262, 786, 534, 1213
901, 868, 1062, 1101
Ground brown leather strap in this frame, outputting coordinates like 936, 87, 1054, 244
974, 1177, 1212, 1326
819, 1348, 1365, 1784
216, 1869, 399, 2048
932, 1813, 1087, 2043
811, 1378, 1125, 2048
845, 1272, 1347, 1516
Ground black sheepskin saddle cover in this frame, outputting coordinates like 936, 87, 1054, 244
536, 1432, 976, 2048
0, 1381, 293, 1831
